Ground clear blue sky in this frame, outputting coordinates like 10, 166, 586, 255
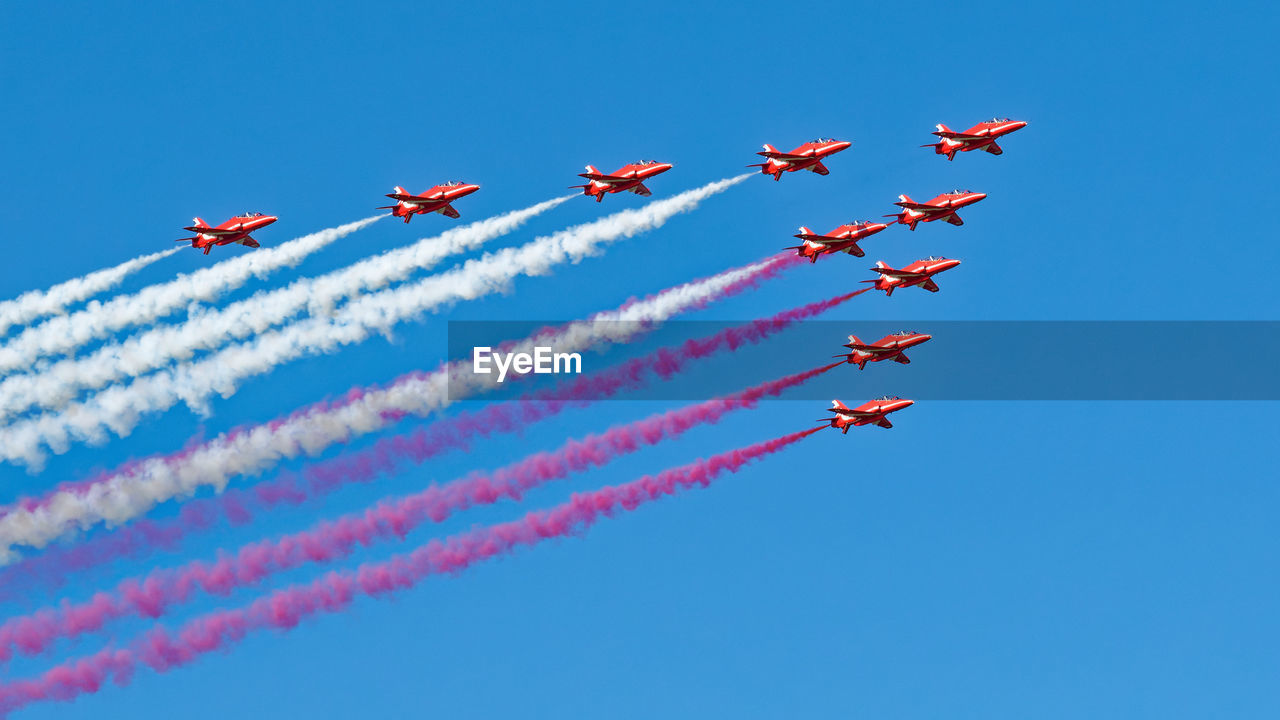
1, 1, 1278, 717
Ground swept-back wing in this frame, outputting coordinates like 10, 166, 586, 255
874, 268, 923, 278
182, 226, 241, 235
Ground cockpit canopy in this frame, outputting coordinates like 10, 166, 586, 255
948, 189, 973, 195
873, 395, 901, 402
892, 330, 919, 336
238, 212, 264, 218
922, 255, 950, 262
441, 180, 467, 187
810, 137, 838, 144
988, 117, 1012, 123
635, 159, 662, 165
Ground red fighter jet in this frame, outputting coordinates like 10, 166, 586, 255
570, 160, 673, 202
922, 118, 1028, 160
788, 221, 892, 262
886, 190, 987, 230
176, 212, 278, 255
837, 331, 933, 369
862, 257, 962, 296
748, 138, 851, 181
820, 397, 914, 432
378, 181, 481, 223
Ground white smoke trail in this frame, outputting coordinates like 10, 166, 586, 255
0, 197, 571, 420
0, 175, 749, 469
0, 216, 382, 375
0, 203, 767, 558
0, 248, 181, 336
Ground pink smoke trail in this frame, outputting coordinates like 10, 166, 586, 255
0, 364, 838, 663
1, 283, 862, 595
1, 252, 800, 521
0, 427, 821, 715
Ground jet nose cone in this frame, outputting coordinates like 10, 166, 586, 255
918, 334, 933, 342
1012, 121, 1028, 130
902, 399, 915, 407
835, 141, 852, 151
262, 215, 279, 224
972, 193, 987, 201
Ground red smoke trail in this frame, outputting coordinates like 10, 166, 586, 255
1, 284, 862, 595
0, 364, 838, 663
3, 253, 802, 517
0, 427, 820, 715
0, 254, 801, 588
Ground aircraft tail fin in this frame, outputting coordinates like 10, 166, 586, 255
846, 334, 864, 347
897, 194, 913, 205
393, 186, 409, 196
830, 399, 851, 412
933, 123, 955, 137
191, 217, 209, 229
796, 226, 815, 238
761, 143, 779, 154
584, 165, 600, 176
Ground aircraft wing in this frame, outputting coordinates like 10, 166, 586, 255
874, 268, 923, 279
943, 213, 965, 226
807, 161, 830, 176
874, 417, 894, 428
237, 236, 260, 248
831, 408, 877, 418
629, 183, 652, 197
182, 226, 241, 236
920, 278, 940, 292
983, 141, 1004, 155
577, 172, 627, 182
893, 200, 942, 211
844, 343, 891, 353
388, 194, 439, 204
437, 204, 460, 219
756, 150, 809, 160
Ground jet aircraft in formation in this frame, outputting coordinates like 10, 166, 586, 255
748, 138, 852, 181
570, 161, 674, 202
837, 331, 932, 369
922, 118, 1028, 160
172, 118, 1018, 269
175, 213, 278, 255
821, 397, 914, 432
788, 221, 891, 262
887, 190, 987, 230
862, 257, 962, 296
377, 181, 481, 223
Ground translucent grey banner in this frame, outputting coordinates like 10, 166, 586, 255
446, 321, 1280, 401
